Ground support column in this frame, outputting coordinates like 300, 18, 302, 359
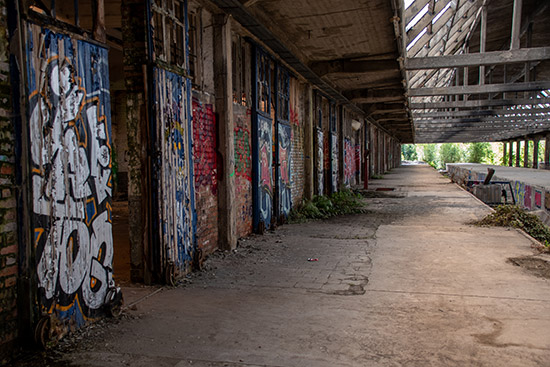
304, 85, 314, 200
533, 138, 539, 169
214, 15, 236, 250
510, 0, 523, 50
516, 140, 521, 167
508, 141, 514, 166
545, 135, 550, 170
523, 139, 529, 168
479, 5, 487, 85
502, 142, 507, 166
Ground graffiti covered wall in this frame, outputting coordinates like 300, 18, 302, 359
257, 115, 273, 229
316, 129, 324, 195
192, 99, 218, 254
153, 67, 196, 273
27, 26, 115, 324
344, 138, 355, 187
331, 133, 338, 193
278, 123, 292, 218
289, 85, 305, 205
234, 105, 253, 238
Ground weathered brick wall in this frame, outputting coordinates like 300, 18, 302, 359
192, 97, 218, 256
234, 104, 253, 238
0, 0, 18, 359
290, 80, 304, 205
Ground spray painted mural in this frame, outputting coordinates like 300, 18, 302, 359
278, 123, 292, 218
192, 100, 217, 193
344, 138, 355, 187
331, 133, 338, 193
257, 115, 273, 228
316, 129, 324, 195
153, 68, 196, 273
27, 27, 115, 323
234, 107, 253, 237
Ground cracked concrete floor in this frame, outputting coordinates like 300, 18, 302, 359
30, 165, 550, 366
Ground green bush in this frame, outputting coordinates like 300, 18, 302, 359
288, 189, 366, 223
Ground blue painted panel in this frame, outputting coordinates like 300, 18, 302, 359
26, 24, 114, 324
258, 115, 273, 228
278, 123, 291, 218
152, 67, 196, 273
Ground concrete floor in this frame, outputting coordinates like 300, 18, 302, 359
58, 165, 550, 366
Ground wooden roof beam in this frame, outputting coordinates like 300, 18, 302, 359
409, 81, 550, 97
410, 97, 550, 109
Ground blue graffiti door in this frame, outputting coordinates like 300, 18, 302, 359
26, 25, 115, 324
275, 67, 291, 219
252, 47, 274, 232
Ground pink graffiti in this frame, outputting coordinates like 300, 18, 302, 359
344, 139, 355, 184
290, 102, 300, 126
260, 144, 271, 191
192, 101, 217, 193
535, 190, 542, 209
280, 146, 290, 184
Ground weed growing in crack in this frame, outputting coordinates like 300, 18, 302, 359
289, 189, 366, 223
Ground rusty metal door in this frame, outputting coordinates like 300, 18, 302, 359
25, 24, 115, 325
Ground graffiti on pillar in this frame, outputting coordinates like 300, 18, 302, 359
234, 108, 252, 237
192, 100, 217, 193
535, 190, 542, 209
524, 185, 532, 209
153, 68, 195, 272
26, 26, 115, 324
316, 130, 324, 195
278, 123, 292, 217
513, 182, 525, 207
331, 133, 338, 193
258, 115, 273, 227
355, 144, 361, 176
545, 191, 550, 212
344, 138, 355, 187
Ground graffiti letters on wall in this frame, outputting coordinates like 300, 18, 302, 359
153, 68, 195, 272
331, 133, 338, 193
27, 26, 114, 323
316, 130, 324, 195
192, 100, 217, 193
234, 108, 253, 236
258, 115, 273, 228
344, 138, 355, 187
235, 112, 252, 182
278, 123, 292, 217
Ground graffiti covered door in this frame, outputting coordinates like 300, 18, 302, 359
26, 25, 115, 324
276, 67, 291, 219
152, 68, 196, 276
252, 47, 274, 232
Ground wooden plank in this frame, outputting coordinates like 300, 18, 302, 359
406, 47, 550, 70
405, 0, 431, 25
409, 81, 550, 96
413, 107, 550, 118
92, 0, 106, 43
510, 0, 523, 50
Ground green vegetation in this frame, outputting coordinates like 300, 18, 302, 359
467, 142, 494, 164
401, 144, 418, 161
288, 189, 366, 223
476, 205, 550, 252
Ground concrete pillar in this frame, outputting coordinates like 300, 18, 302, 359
543, 135, 550, 169
523, 139, 529, 168
304, 85, 314, 200
122, 0, 149, 283
502, 142, 507, 166
508, 141, 514, 166
533, 138, 539, 169
515, 140, 521, 167
213, 15, 236, 250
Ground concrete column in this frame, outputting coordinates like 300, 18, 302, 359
214, 15, 236, 250
502, 142, 507, 166
515, 140, 521, 167
523, 139, 529, 168
304, 85, 314, 200
543, 135, 550, 169
533, 138, 539, 169
508, 141, 514, 166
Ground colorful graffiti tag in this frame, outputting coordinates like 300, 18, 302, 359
344, 138, 355, 186
331, 133, 338, 193
524, 185, 532, 209
153, 68, 195, 272
192, 100, 217, 193
278, 123, 292, 217
535, 190, 542, 209
235, 115, 252, 181
316, 130, 324, 195
27, 27, 115, 323
258, 115, 273, 228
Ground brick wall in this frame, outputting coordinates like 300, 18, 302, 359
290, 80, 305, 206
192, 97, 219, 256
0, 0, 18, 360
234, 104, 253, 238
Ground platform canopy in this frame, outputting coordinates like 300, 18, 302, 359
403, 0, 550, 143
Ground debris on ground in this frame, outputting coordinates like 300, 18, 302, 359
475, 205, 550, 252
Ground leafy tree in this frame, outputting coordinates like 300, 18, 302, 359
467, 142, 494, 164
401, 144, 418, 161
439, 143, 464, 168
422, 144, 438, 168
